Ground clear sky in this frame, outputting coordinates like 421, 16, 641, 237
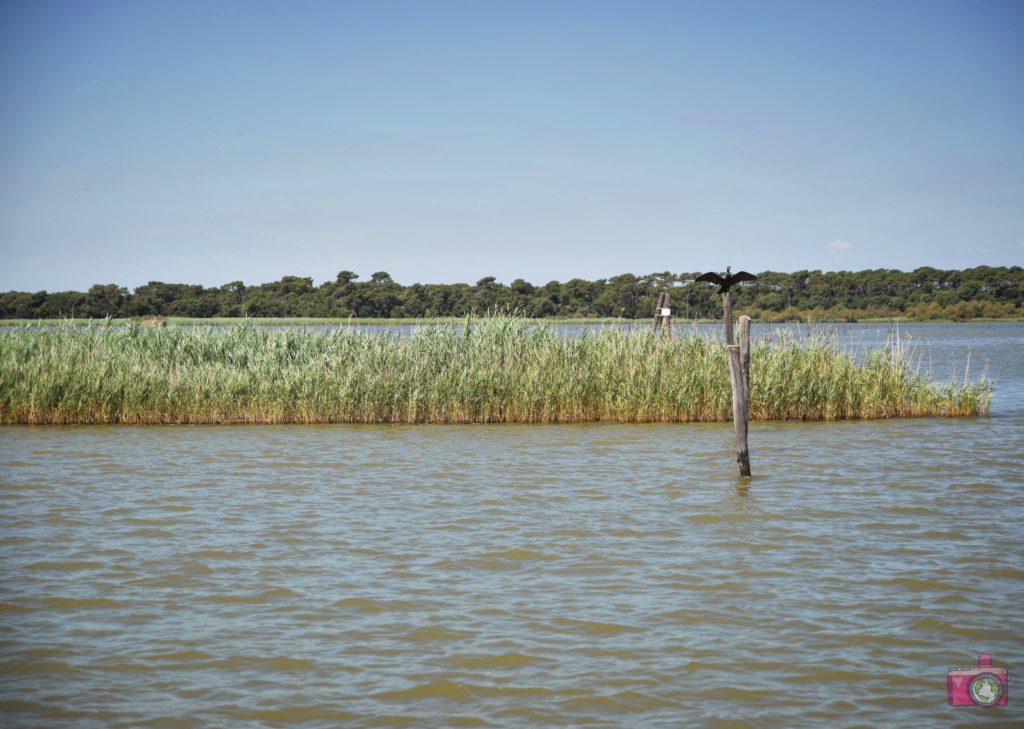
1, 0, 1022, 291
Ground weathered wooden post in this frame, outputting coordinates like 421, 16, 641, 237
722, 291, 734, 345
696, 267, 756, 478
727, 315, 752, 477
652, 292, 672, 338
652, 292, 666, 333
739, 315, 751, 395
663, 292, 672, 340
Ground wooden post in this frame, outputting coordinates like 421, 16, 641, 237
652, 292, 672, 338
727, 340, 751, 478
739, 314, 751, 396
652, 291, 667, 333
728, 314, 753, 477
663, 292, 672, 340
722, 291, 734, 345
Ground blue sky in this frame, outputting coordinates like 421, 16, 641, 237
1, 0, 1022, 291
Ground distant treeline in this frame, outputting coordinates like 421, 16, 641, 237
1, 266, 1021, 322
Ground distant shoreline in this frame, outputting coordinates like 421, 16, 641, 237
3, 268, 1021, 324
2, 315, 1022, 327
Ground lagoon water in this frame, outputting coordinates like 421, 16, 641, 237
1, 323, 1022, 727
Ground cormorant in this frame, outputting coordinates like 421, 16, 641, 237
695, 266, 757, 294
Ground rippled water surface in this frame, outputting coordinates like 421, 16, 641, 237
2, 323, 1022, 727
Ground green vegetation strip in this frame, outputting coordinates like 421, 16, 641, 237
0, 316, 660, 327
2, 266, 1021, 322
0, 318, 991, 424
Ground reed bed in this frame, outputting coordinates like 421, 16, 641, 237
0, 318, 991, 424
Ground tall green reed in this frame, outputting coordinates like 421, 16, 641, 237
0, 318, 991, 424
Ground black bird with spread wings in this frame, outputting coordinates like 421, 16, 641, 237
695, 266, 757, 294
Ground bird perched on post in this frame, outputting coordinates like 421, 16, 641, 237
695, 266, 757, 294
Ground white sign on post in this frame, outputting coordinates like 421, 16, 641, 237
659, 308, 672, 317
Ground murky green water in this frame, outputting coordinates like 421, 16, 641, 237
2, 324, 1022, 727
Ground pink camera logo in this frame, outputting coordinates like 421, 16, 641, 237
947, 653, 1008, 707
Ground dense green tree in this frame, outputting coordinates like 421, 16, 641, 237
83, 284, 129, 317
38, 291, 88, 318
